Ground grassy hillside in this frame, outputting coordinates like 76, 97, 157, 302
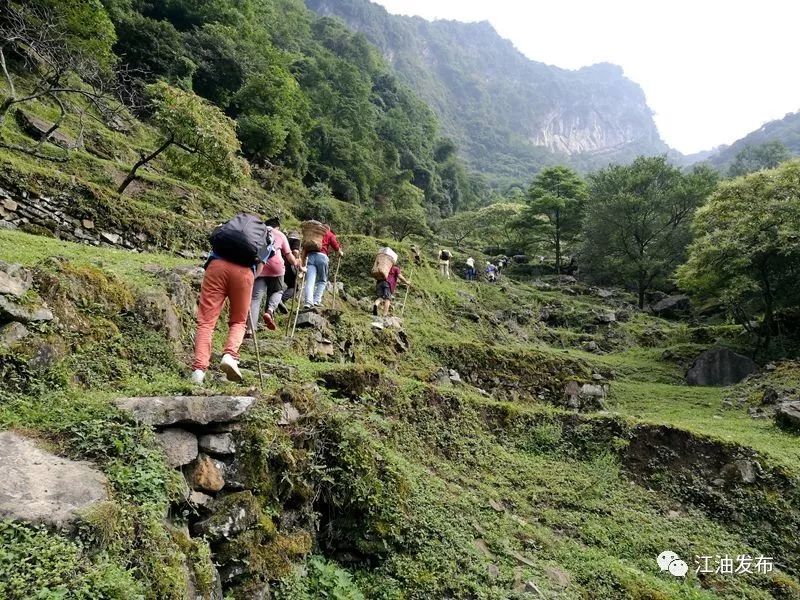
1, 219, 799, 598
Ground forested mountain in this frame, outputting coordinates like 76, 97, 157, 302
100, 0, 488, 215
307, 0, 670, 185
702, 110, 800, 172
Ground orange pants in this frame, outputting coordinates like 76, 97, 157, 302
192, 259, 254, 371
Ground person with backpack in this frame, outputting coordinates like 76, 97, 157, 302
191, 214, 274, 384
465, 256, 476, 281
439, 248, 451, 279
277, 233, 302, 314
486, 262, 498, 283
373, 262, 410, 317
302, 222, 343, 310
248, 217, 304, 332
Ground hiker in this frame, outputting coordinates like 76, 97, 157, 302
248, 217, 304, 332
277, 233, 302, 314
411, 244, 423, 266
373, 261, 410, 317
191, 214, 274, 385
438, 248, 451, 279
486, 262, 498, 282
301, 221, 343, 310
465, 256, 476, 281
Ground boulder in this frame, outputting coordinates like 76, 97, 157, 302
199, 433, 236, 455
114, 396, 255, 427
15, 110, 75, 148
0, 270, 30, 297
278, 402, 301, 426
0, 295, 54, 323
775, 401, 800, 432
0, 322, 29, 347
155, 428, 198, 468
192, 491, 260, 541
188, 454, 225, 493
295, 311, 327, 330
134, 291, 183, 344
685, 348, 757, 386
597, 311, 616, 324
0, 431, 108, 530
651, 295, 691, 319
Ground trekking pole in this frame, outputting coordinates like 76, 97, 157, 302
290, 264, 307, 339
331, 254, 341, 309
247, 310, 265, 389
400, 283, 411, 316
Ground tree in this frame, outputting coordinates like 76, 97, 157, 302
728, 141, 791, 177
581, 157, 718, 308
677, 160, 800, 353
524, 166, 588, 273
0, 3, 127, 157
475, 202, 527, 251
118, 82, 248, 193
376, 181, 430, 241
439, 210, 480, 248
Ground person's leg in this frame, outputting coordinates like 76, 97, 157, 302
222, 263, 255, 360
191, 261, 228, 371
445, 262, 450, 279
382, 298, 391, 317
248, 277, 267, 333
312, 253, 329, 305
304, 255, 317, 307
263, 276, 284, 330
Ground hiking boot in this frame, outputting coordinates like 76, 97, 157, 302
372, 303, 378, 316
276, 302, 289, 315
190, 369, 205, 385
263, 311, 276, 331
220, 353, 243, 382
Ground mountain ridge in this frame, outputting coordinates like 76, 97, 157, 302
307, 0, 671, 183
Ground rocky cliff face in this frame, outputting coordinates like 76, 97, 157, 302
307, 0, 668, 179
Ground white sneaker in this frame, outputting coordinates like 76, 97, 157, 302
220, 353, 243, 382
190, 369, 205, 384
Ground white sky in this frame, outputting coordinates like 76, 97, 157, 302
372, 0, 800, 154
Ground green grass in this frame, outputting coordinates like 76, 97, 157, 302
611, 381, 800, 467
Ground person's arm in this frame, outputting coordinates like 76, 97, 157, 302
398, 272, 411, 286
329, 231, 344, 257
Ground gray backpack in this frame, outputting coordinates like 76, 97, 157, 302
209, 214, 274, 267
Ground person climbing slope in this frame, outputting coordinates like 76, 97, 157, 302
301, 220, 343, 310
373, 261, 410, 317
439, 247, 451, 279
191, 213, 274, 384
248, 216, 304, 332
277, 233, 302, 314
465, 256, 476, 281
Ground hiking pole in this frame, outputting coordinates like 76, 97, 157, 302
331, 254, 341, 309
400, 283, 411, 316
290, 264, 307, 339
247, 310, 265, 389
284, 264, 302, 337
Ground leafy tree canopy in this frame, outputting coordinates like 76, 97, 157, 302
728, 140, 791, 178
581, 156, 718, 307
678, 160, 800, 352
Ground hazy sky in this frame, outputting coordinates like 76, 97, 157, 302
372, 0, 800, 154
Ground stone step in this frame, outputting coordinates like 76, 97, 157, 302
114, 396, 255, 427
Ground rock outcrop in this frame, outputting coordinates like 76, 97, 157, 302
0, 431, 108, 530
775, 401, 800, 432
685, 348, 757, 386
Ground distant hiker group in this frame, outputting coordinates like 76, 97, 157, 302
191, 212, 506, 383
